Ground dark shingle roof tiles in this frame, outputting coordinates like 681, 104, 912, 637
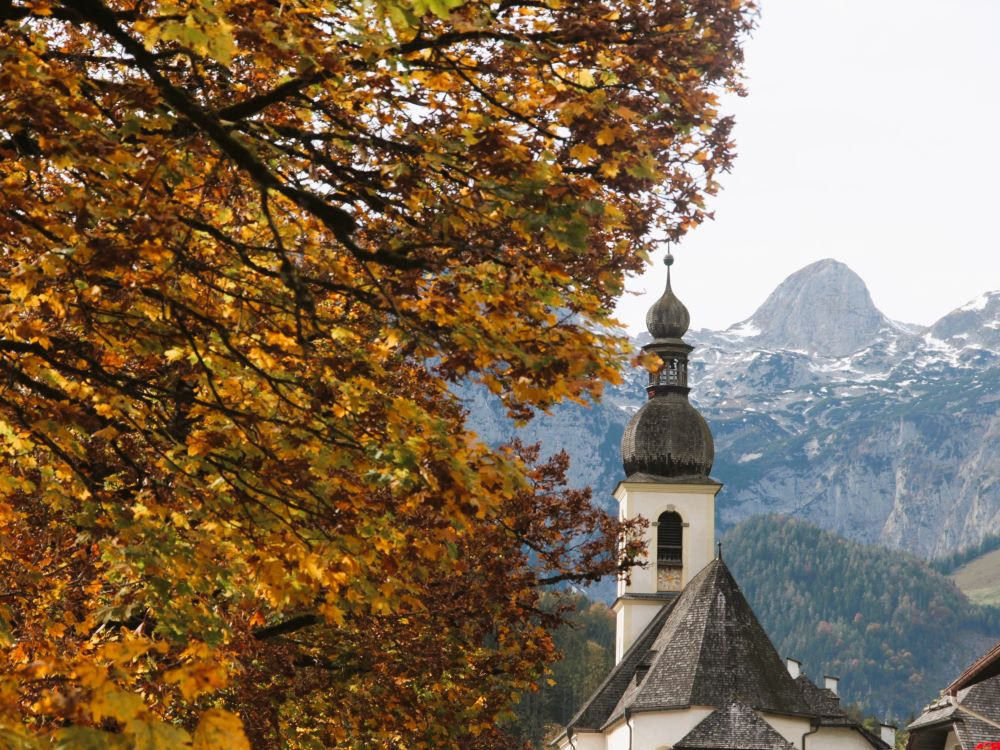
565, 558, 814, 733
675, 701, 797, 750
609, 558, 814, 723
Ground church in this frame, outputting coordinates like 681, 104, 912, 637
552, 256, 897, 750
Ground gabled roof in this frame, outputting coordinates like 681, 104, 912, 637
907, 703, 957, 732
674, 701, 796, 750
561, 558, 814, 735
953, 713, 999, 750
947, 639, 1000, 695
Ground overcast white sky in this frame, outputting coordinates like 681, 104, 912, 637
615, 0, 1000, 334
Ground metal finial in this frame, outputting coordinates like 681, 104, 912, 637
717, 541, 723, 560
664, 250, 674, 288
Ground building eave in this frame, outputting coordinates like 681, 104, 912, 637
613, 475, 724, 499
599, 704, 820, 734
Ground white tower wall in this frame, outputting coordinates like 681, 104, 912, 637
612, 479, 721, 663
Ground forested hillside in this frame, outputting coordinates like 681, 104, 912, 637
513, 516, 1000, 744
722, 516, 1000, 719
510, 595, 616, 747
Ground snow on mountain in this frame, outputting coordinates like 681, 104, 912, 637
463, 260, 1000, 560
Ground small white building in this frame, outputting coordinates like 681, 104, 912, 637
552, 256, 893, 750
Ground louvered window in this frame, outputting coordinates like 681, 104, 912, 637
657, 511, 682, 565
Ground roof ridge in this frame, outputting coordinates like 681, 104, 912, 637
602, 559, 722, 725
689, 560, 729, 701
554, 593, 681, 739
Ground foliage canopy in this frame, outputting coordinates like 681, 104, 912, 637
0, 0, 753, 745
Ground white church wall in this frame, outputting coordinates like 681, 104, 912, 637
614, 600, 666, 663
811, 725, 881, 750
555, 730, 605, 750
760, 712, 813, 749
944, 728, 959, 750
604, 707, 715, 750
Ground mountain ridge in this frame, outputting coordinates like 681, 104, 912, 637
463, 259, 1000, 560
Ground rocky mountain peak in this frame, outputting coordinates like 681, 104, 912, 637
731, 259, 892, 357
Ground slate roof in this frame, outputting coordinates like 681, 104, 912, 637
674, 701, 796, 750
908, 674, 1000, 750
907, 703, 957, 731
562, 558, 814, 735
954, 713, 999, 750
562, 591, 680, 732
621, 392, 715, 479
958, 672, 1000, 718
955, 675, 1000, 749
795, 675, 845, 718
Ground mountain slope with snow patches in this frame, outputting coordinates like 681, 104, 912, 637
464, 260, 1000, 559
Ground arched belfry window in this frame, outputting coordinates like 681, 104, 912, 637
657, 511, 683, 565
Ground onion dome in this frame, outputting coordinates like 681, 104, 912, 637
621, 253, 714, 479
622, 394, 714, 478
645, 254, 690, 340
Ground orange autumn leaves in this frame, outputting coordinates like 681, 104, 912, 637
0, 0, 752, 746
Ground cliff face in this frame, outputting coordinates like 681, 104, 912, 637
462, 260, 1000, 559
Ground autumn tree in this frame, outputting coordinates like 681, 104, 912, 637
0, 0, 753, 746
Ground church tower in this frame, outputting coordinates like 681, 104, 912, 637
556, 254, 894, 750
614, 253, 721, 663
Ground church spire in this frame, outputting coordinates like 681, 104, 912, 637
620, 253, 714, 479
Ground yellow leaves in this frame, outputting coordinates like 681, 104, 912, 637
265, 330, 299, 350
319, 601, 346, 626
596, 126, 618, 145
186, 430, 223, 457
98, 639, 167, 671
124, 720, 193, 749
164, 659, 228, 701
161, 642, 230, 701
616, 105, 641, 122
89, 688, 146, 724
569, 143, 599, 164
599, 160, 621, 178
6, 276, 37, 303
192, 709, 250, 750
0, 422, 31, 454
139, 8, 237, 67
0, 0, 752, 741
91, 425, 118, 441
